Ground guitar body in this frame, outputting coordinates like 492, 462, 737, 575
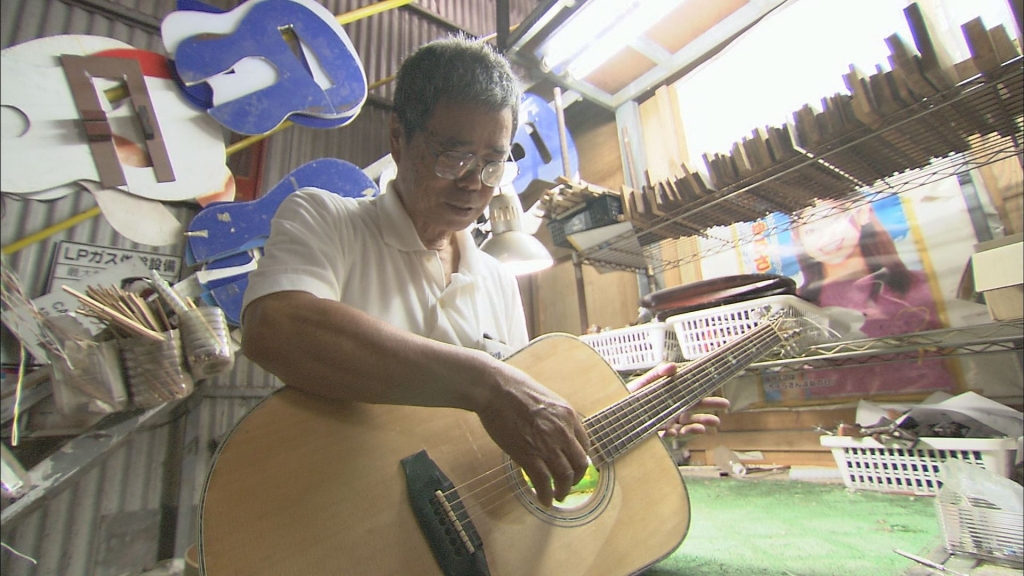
0, 35, 227, 202
512, 93, 579, 194
185, 158, 379, 325
166, 0, 367, 135
187, 158, 378, 265
199, 334, 690, 575
162, 0, 356, 130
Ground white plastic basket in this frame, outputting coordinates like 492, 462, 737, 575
665, 295, 832, 360
936, 461, 1024, 565
579, 322, 682, 372
820, 435, 1018, 496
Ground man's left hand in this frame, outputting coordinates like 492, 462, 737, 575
626, 362, 730, 437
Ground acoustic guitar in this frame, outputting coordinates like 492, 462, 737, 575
198, 312, 809, 575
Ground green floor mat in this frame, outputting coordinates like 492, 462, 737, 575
643, 476, 942, 576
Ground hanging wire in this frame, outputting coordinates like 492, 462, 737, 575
0, 256, 77, 363
0, 541, 38, 565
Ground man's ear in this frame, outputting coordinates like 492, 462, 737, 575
389, 113, 404, 165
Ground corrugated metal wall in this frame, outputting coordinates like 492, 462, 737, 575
0, 1, 541, 574
3, 423, 174, 576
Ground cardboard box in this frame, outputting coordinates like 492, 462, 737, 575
971, 233, 1023, 321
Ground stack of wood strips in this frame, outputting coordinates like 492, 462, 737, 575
537, 177, 611, 220
702, 124, 853, 211
798, 10, 1022, 186
612, 3, 1022, 244
622, 167, 729, 244
63, 285, 170, 342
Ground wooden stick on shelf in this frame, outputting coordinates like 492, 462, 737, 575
62, 286, 166, 342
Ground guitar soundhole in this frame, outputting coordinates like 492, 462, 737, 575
504, 457, 614, 527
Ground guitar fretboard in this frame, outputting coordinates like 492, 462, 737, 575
583, 320, 786, 466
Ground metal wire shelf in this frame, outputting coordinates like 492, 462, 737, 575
744, 319, 1023, 374
578, 58, 1024, 274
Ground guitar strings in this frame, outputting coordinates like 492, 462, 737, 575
436, 325, 788, 533
592, 315, 790, 438
587, 321, 785, 459
439, 324, 785, 520
462, 323, 782, 496
436, 320, 791, 525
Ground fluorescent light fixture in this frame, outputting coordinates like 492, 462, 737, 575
540, 0, 634, 72
481, 187, 554, 276
538, 0, 686, 79
567, 0, 686, 79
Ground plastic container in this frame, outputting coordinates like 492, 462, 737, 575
177, 306, 234, 379
579, 322, 682, 372
936, 459, 1023, 565
665, 295, 837, 360
820, 435, 1018, 496
119, 329, 194, 408
50, 339, 127, 416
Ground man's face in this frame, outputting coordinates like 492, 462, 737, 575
390, 102, 513, 242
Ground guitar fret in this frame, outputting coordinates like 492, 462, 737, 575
593, 406, 629, 450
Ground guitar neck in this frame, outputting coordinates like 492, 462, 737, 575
584, 319, 786, 465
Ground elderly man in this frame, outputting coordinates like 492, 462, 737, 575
240, 35, 726, 509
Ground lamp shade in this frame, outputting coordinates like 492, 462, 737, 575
481, 189, 553, 275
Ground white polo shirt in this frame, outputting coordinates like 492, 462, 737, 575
241, 184, 529, 356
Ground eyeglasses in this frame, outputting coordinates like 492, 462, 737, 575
427, 142, 518, 187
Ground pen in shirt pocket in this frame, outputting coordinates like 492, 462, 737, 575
482, 332, 510, 347
482, 333, 509, 360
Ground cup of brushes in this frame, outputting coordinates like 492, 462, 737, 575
146, 270, 234, 379
59, 270, 235, 411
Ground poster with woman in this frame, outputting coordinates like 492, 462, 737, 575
710, 192, 963, 406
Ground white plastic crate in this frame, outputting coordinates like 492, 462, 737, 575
936, 460, 1023, 565
665, 295, 832, 360
820, 435, 1017, 496
579, 322, 682, 372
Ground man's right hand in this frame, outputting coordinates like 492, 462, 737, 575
476, 364, 590, 508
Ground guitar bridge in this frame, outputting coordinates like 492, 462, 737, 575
402, 450, 490, 576
434, 490, 476, 554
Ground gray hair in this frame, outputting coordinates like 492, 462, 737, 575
392, 35, 521, 141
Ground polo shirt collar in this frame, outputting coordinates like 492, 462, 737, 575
378, 181, 485, 275
378, 182, 424, 252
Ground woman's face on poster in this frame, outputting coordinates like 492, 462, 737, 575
796, 207, 866, 266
